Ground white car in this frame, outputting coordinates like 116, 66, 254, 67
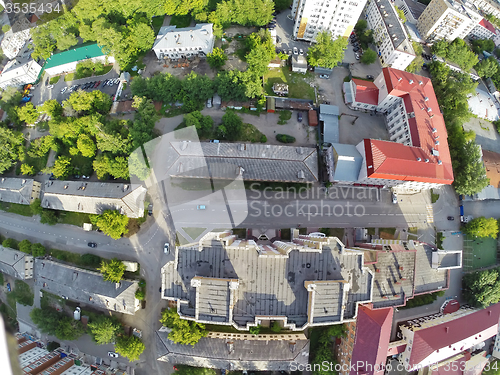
60, 87, 67, 94
47, 85, 54, 89
299, 49, 304, 56
293, 47, 298, 55
108, 352, 119, 358
164, 242, 170, 254
392, 193, 398, 204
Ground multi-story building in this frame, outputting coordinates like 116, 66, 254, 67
0, 16, 31, 59
366, 0, 416, 70
162, 230, 374, 331
291, 0, 367, 41
0, 58, 41, 89
417, 0, 482, 42
342, 67, 454, 189
470, 18, 498, 39
0, 246, 34, 280
152, 23, 214, 60
474, 0, 500, 19
0, 178, 41, 205
398, 303, 500, 371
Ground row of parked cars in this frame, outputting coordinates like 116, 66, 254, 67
277, 47, 305, 56
60, 78, 121, 94
350, 33, 362, 60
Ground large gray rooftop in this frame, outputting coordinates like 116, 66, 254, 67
0, 246, 32, 279
153, 24, 213, 51
374, 0, 414, 53
34, 259, 140, 315
162, 141, 319, 183
40, 181, 147, 218
0, 177, 37, 205
320, 105, 339, 144
162, 232, 373, 330
331, 143, 363, 183
156, 328, 310, 371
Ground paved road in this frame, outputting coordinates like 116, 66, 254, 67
463, 200, 500, 220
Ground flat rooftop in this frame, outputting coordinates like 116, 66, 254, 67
375, 0, 414, 53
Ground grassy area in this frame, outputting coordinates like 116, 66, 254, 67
241, 122, 267, 143
10, 280, 34, 307
309, 327, 322, 354
367, 228, 376, 235
319, 228, 344, 238
182, 227, 207, 239
431, 189, 440, 203
64, 73, 75, 82
408, 227, 418, 235
379, 227, 396, 239
0, 201, 33, 216
462, 234, 497, 271
483, 360, 500, 375
152, 16, 164, 34
49, 76, 61, 84
278, 110, 292, 125
170, 14, 192, 28
232, 228, 246, 238
264, 67, 315, 100
25, 152, 49, 174
401, 291, 445, 309
100, 65, 113, 76
57, 211, 90, 227
280, 228, 291, 240
436, 231, 444, 250
124, 211, 148, 237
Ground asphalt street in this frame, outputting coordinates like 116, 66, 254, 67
463, 200, 500, 220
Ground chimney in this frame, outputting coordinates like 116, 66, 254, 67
424, 97, 429, 101
409, 79, 414, 84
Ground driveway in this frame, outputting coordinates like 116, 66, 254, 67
275, 9, 311, 53
462, 116, 500, 153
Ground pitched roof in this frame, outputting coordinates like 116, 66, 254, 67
350, 306, 393, 375
43, 43, 107, 71
353, 79, 379, 105
0, 246, 31, 279
482, 149, 500, 188
34, 259, 140, 315
41, 181, 147, 218
0, 178, 36, 205
153, 24, 214, 51
409, 302, 500, 368
479, 18, 496, 34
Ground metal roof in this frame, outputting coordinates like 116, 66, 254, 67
153, 24, 214, 51
34, 259, 140, 315
331, 143, 363, 183
40, 181, 147, 218
43, 43, 107, 71
0, 178, 35, 205
0, 246, 31, 279
320, 104, 340, 144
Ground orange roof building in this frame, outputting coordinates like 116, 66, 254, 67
345, 67, 453, 189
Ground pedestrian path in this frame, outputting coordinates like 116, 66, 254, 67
426, 204, 434, 223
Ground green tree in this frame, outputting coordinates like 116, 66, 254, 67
30, 307, 85, 340
97, 258, 127, 283
40, 210, 58, 225
215, 70, 247, 101
464, 217, 499, 238
80, 253, 102, 267
453, 140, 489, 196
135, 289, 145, 300
307, 31, 347, 68
2, 25, 10, 33
273, 0, 292, 11
463, 268, 500, 307
165, 0, 208, 15
475, 57, 498, 78
51, 156, 73, 179
18, 239, 32, 254
175, 366, 216, 375
31, 243, 46, 257
31, 199, 43, 215
77, 134, 96, 157
471, 38, 496, 54
0, 127, 24, 174
160, 308, 207, 346
394, 6, 406, 23
361, 48, 378, 64
446, 38, 478, 71
114, 335, 145, 362
17, 103, 39, 124
20, 164, 35, 176
88, 316, 122, 345
406, 42, 424, 73
206, 47, 228, 69
431, 40, 449, 58
2, 238, 16, 249
219, 110, 243, 141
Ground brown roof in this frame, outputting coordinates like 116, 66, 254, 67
482, 149, 500, 188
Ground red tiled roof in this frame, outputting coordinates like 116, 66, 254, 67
363, 68, 453, 184
350, 306, 393, 375
353, 79, 379, 106
409, 302, 500, 368
479, 18, 496, 35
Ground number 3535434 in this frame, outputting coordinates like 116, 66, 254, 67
5, 2, 62, 14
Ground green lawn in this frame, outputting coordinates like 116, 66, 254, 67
10, 280, 34, 307
64, 73, 75, 82
100, 65, 113, 76
152, 16, 164, 34
0, 202, 33, 216
484, 360, 500, 375
49, 76, 61, 84
462, 235, 497, 271
367, 228, 376, 235
319, 228, 344, 238
264, 67, 315, 100
240, 122, 266, 143
431, 189, 440, 203
57, 211, 91, 227
170, 14, 192, 28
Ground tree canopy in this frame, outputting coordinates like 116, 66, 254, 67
97, 258, 127, 283
307, 31, 347, 68
361, 48, 378, 65
91, 210, 129, 240
114, 335, 145, 361
88, 316, 123, 345
431, 38, 478, 71
160, 308, 207, 346
464, 217, 499, 238
175, 366, 216, 375
30, 307, 85, 341
475, 57, 499, 79
471, 38, 496, 54
463, 268, 500, 308
217, 110, 243, 141
206, 47, 228, 69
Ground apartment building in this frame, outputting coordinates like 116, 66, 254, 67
470, 18, 498, 39
0, 178, 41, 204
0, 246, 34, 280
0, 58, 42, 89
152, 24, 214, 60
366, 0, 416, 70
474, 0, 500, 19
291, 0, 367, 41
417, 0, 482, 41
343, 68, 454, 190
0, 16, 31, 59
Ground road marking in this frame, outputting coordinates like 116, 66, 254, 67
426, 204, 434, 223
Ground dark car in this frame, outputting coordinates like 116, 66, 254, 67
367, 75, 374, 79
49, 173, 55, 180
6, 283, 11, 292
447, 216, 454, 221
297, 112, 303, 122
87, 242, 97, 248
353, 47, 360, 52
94, 81, 101, 88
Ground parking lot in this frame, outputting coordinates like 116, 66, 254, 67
31, 66, 120, 106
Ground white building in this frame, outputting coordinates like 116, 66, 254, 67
417, 0, 482, 42
291, 0, 368, 42
366, 0, 416, 70
474, 0, 500, 19
0, 58, 41, 89
0, 16, 31, 59
152, 23, 214, 60
470, 18, 498, 39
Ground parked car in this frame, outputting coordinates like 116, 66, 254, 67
108, 352, 119, 358
206, 98, 212, 108
267, 24, 276, 29
297, 112, 303, 122
293, 47, 298, 55
164, 242, 170, 254
319, 74, 330, 79
102, 79, 108, 87
197, 205, 206, 210
61, 87, 67, 94
366, 75, 374, 79
288, 49, 292, 55
392, 193, 398, 204
94, 81, 101, 88
447, 216, 455, 221
355, 55, 360, 60
47, 85, 54, 89
210, 139, 220, 143
6, 283, 11, 292
148, 204, 153, 216
299, 48, 304, 55
87, 242, 97, 248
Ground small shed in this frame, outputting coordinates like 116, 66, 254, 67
292, 55, 307, 73
272, 83, 288, 96
308, 110, 318, 126
268, 57, 282, 68
267, 97, 276, 113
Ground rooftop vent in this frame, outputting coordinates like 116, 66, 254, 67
427, 107, 432, 112
409, 79, 414, 84
417, 157, 421, 161
435, 140, 440, 146
432, 128, 437, 133
425, 159, 429, 163
239, 144, 245, 151
296, 147, 304, 154
388, 24, 393, 27
438, 160, 442, 165
123, 184, 129, 191
432, 149, 440, 156
398, 77, 402, 82
298, 170, 305, 179
419, 80, 423, 85
424, 97, 429, 101
64, 185, 68, 189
